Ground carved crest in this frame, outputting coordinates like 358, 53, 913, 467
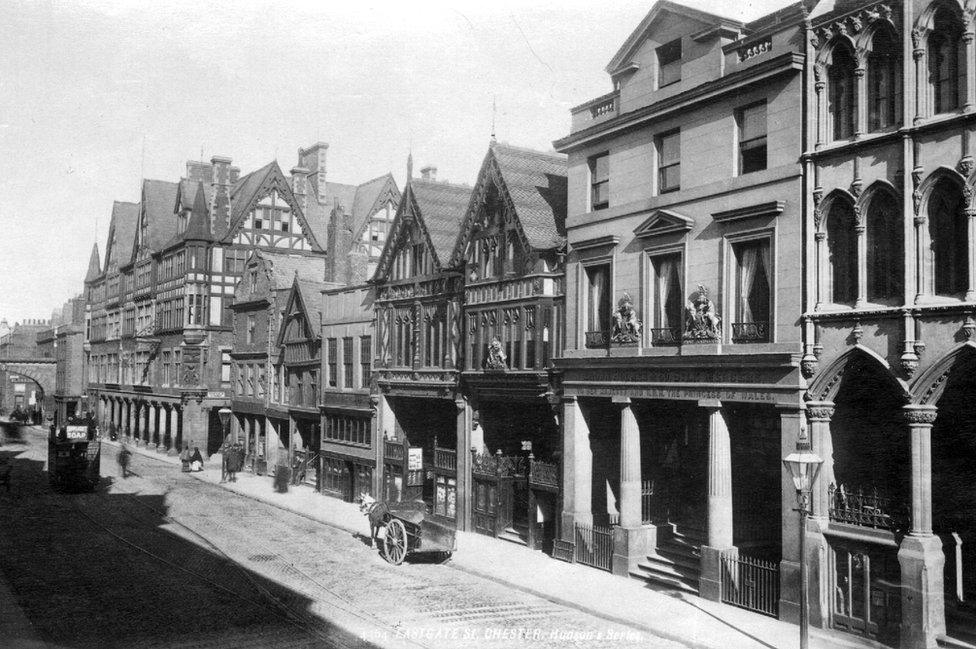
484, 336, 507, 371
610, 293, 642, 345
683, 284, 721, 341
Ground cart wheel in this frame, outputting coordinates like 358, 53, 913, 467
384, 518, 407, 566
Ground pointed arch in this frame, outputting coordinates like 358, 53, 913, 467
819, 189, 859, 305
817, 37, 858, 141
862, 20, 902, 130
815, 188, 857, 232
806, 344, 909, 404
859, 181, 904, 302
916, 1, 969, 115
910, 341, 976, 405
920, 166, 970, 296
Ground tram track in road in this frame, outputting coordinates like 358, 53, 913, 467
71, 475, 433, 649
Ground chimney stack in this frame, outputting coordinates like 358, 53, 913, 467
291, 166, 310, 212
298, 142, 328, 204
210, 155, 232, 187
420, 165, 437, 182
210, 155, 233, 236
229, 165, 240, 184
186, 160, 210, 184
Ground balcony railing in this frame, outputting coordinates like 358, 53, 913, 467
650, 328, 681, 346
828, 483, 907, 531
585, 330, 609, 349
731, 321, 769, 343
384, 439, 404, 462
529, 457, 558, 489
570, 90, 619, 132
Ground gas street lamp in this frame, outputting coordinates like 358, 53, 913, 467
783, 449, 823, 649
218, 407, 233, 442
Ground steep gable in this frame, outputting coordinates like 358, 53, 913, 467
104, 201, 140, 272
350, 174, 401, 240
276, 276, 325, 347
85, 243, 101, 282
132, 179, 179, 261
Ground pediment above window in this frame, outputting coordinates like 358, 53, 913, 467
633, 209, 694, 239
711, 201, 784, 224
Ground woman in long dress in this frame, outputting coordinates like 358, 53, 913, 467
190, 447, 204, 472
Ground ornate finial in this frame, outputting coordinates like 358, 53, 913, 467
406, 151, 413, 180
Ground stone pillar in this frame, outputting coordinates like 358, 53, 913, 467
814, 68, 826, 149
854, 64, 867, 140
179, 394, 208, 457
913, 43, 927, 124
855, 219, 867, 308
143, 402, 151, 445
778, 404, 808, 625
133, 401, 141, 444
560, 396, 592, 541
968, 207, 976, 302
805, 402, 835, 520
814, 231, 826, 310
611, 396, 650, 577
899, 405, 946, 649
704, 401, 733, 550
964, 27, 975, 113
162, 405, 172, 452
455, 396, 473, 532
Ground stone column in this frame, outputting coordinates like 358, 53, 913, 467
814, 231, 826, 310
854, 64, 867, 139
913, 43, 926, 124
855, 218, 867, 308
967, 206, 976, 302
899, 405, 946, 649
133, 401, 141, 444
778, 405, 809, 625
964, 27, 975, 113
143, 402, 151, 445
611, 396, 650, 577
560, 396, 592, 541
455, 396, 473, 532
179, 394, 208, 457
805, 403, 835, 520
699, 400, 734, 602
704, 401, 733, 550
814, 68, 826, 149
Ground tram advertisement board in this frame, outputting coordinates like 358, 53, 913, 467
65, 425, 88, 440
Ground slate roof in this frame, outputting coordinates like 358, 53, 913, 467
230, 161, 280, 225
179, 178, 212, 214
295, 278, 326, 325
105, 201, 140, 270
182, 181, 213, 241
490, 143, 567, 250
350, 174, 399, 236
139, 179, 180, 255
85, 243, 101, 282
263, 252, 326, 289
409, 179, 472, 266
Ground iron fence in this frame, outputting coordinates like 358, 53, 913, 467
828, 483, 906, 531
720, 551, 779, 618
574, 523, 614, 571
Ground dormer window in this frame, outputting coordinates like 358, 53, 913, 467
657, 38, 682, 87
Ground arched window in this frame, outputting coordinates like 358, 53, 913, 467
868, 29, 901, 131
928, 9, 964, 114
866, 191, 903, 302
827, 200, 858, 304
928, 178, 968, 295
828, 44, 856, 141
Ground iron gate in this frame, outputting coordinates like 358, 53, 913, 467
720, 551, 780, 618
574, 523, 614, 571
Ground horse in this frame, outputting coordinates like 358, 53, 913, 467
358, 493, 390, 548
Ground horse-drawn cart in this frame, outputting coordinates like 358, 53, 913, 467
378, 500, 456, 565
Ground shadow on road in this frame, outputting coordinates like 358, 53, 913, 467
0, 445, 373, 649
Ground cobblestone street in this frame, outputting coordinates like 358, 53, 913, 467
0, 429, 675, 649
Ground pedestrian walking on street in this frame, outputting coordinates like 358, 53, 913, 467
219, 441, 229, 483
117, 444, 132, 479
179, 444, 191, 473
189, 446, 203, 472
228, 443, 243, 482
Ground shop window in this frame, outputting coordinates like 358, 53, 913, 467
651, 253, 683, 344
866, 192, 903, 302
928, 178, 968, 296
827, 200, 858, 305
657, 38, 681, 87
732, 239, 771, 343
828, 43, 856, 141
868, 29, 900, 131
589, 153, 609, 211
737, 102, 767, 174
434, 475, 457, 519
929, 9, 964, 115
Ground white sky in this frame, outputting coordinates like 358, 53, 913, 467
0, 0, 791, 324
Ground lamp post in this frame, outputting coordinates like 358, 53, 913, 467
783, 450, 823, 649
218, 407, 233, 442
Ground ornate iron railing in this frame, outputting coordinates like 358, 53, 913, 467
828, 483, 905, 531
498, 454, 527, 477
731, 322, 769, 343
720, 551, 780, 618
585, 330, 608, 349
650, 328, 680, 346
433, 440, 456, 472
472, 451, 498, 476
641, 479, 655, 525
529, 458, 558, 488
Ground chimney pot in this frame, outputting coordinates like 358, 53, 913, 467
420, 165, 437, 182
210, 156, 232, 187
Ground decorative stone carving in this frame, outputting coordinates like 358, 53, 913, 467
851, 321, 864, 343
806, 405, 835, 422
485, 336, 507, 370
900, 352, 920, 378
903, 407, 938, 426
962, 315, 976, 340
801, 355, 819, 379
610, 293, 642, 345
684, 284, 721, 341
181, 346, 202, 385
912, 167, 924, 215
959, 157, 975, 178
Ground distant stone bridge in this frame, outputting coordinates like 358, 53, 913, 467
0, 358, 57, 403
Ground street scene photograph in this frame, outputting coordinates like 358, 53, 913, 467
2, 0, 976, 648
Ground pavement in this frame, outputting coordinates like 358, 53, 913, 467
0, 429, 883, 649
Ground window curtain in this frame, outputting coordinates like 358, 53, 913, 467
738, 244, 761, 322
655, 256, 681, 329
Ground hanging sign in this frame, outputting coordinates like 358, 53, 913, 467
521, 440, 532, 452
407, 447, 423, 471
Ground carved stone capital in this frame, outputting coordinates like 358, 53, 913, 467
805, 403, 834, 422
903, 406, 938, 426
800, 355, 819, 379
900, 353, 920, 379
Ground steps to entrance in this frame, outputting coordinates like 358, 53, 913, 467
498, 523, 529, 547
630, 529, 702, 594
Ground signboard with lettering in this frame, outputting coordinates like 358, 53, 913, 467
65, 425, 88, 440
407, 447, 423, 471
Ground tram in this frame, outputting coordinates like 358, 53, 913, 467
48, 414, 100, 492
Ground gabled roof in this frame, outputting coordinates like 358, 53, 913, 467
227, 160, 324, 251
183, 181, 213, 241
606, 0, 744, 76
277, 275, 326, 346
373, 178, 471, 282
134, 179, 180, 259
350, 174, 400, 237
104, 201, 140, 271
451, 142, 567, 267
85, 243, 101, 282
633, 208, 694, 238
248, 250, 326, 290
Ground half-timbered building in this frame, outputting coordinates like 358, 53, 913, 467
451, 143, 567, 550
373, 164, 472, 528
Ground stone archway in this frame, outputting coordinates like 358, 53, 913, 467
0, 359, 56, 420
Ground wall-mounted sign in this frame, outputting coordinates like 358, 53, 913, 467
65, 426, 88, 440
206, 391, 227, 399
521, 440, 532, 452
407, 447, 423, 471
